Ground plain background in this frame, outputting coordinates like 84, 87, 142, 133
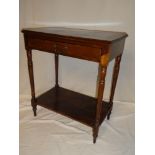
19, 0, 134, 103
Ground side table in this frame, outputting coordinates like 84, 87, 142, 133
22, 27, 128, 143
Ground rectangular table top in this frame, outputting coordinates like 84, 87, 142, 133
22, 27, 128, 43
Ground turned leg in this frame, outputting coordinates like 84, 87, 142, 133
26, 49, 37, 116
55, 54, 59, 87
93, 61, 108, 143
107, 54, 122, 120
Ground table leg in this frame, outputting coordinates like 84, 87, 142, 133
93, 63, 107, 143
26, 49, 37, 116
55, 54, 59, 87
107, 54, 122, 120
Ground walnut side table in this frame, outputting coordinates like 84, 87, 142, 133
22, 27, 128, 143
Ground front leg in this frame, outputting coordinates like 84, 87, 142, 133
93, 54, 109, 143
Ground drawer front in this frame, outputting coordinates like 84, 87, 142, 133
28, 38, 56, 52
27, 38, 101, 62
56, 42, 101, 62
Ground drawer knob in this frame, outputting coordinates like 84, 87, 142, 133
53, 44, 57, 48
64, 46, 68, 50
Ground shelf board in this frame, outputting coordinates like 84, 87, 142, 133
36, 87, 111, 127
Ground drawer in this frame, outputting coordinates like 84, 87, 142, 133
56, 42, 101, 62
28, 38, 56, 52
27, 38, 101, 62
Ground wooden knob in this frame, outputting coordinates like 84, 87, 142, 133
64, 46, 68, 50
53, 44, 57, 48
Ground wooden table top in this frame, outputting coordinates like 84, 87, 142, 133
22, 27, 128, 42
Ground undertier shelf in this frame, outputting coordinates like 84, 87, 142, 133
36, 87, 111, 127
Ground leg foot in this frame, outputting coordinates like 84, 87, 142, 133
93, 137, 96, 144
107, 111, 111, 120
31, 99, 37, 117
33, 107, 37, 116
93, 127, 98, 144
33, 106, 37, 116
107, 102, 113, 120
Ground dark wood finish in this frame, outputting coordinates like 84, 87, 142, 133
109, 39, 125, 61
107, 54, 122, 120
22, 27, 128, 143
36, 87, 111, 127
93, 63, 108, 143
26, 49, 37, 116
27, 37, 102, 62
55, 53, 59, 87
22, 27, 127, 42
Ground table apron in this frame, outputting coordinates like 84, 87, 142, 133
27, 38, 102, 62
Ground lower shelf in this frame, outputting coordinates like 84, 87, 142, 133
36, 87, 111, 127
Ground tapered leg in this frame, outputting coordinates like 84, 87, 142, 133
26, 49, 37, 116
107, 54, 122, 120
93, 64, 107, 143
55, 54, 59, 87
